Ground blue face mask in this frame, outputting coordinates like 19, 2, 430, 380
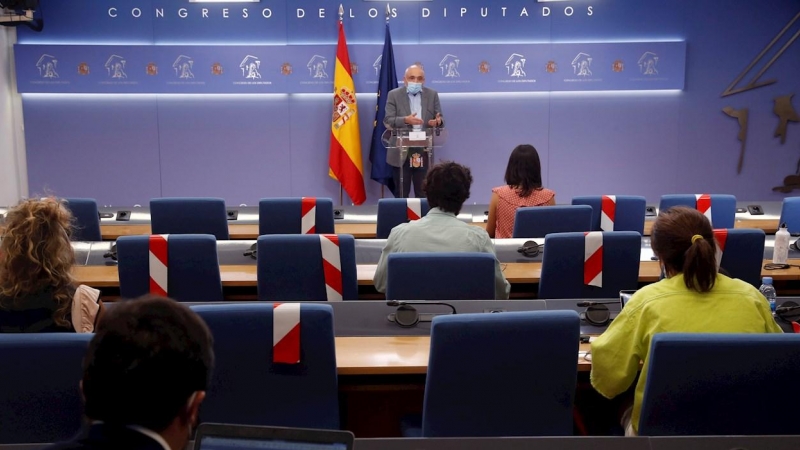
406, 82, 422, 95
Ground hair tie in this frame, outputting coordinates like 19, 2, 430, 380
691, 234, 704, 244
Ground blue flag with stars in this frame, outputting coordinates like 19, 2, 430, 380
368, 23, 398, 194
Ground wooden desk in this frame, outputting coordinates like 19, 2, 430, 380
335, 336, 592, 375
642, 218, 779, 236
99, 222, 488, 240
71, 260, 800, 289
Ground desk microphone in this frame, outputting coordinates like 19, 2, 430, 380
386, 300, 457, 315
576, 300, 618, 307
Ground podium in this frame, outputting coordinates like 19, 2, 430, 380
381, 128, 449, 198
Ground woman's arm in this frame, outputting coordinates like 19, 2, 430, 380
546, 193, 556, 206
486, 192, 499, 238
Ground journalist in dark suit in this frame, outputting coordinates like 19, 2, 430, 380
47, 297, 214, 450
383, 65, 444, 198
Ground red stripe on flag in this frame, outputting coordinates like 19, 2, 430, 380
584, 247, 603, 285
329, 138, 366, 204
335, 22, 353, 77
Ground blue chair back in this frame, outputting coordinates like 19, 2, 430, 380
658, 194, 736, 229
191, 303, 339, 429
779, 197, 800, 234
512, 205, 593, 238
257, 234, 358, 300
63, 197, 102, 241
0, 334, 93, 444
422, 310, 580, 437
150, 197, 229, 240
386, 252, 496, 300
717, 228, 765, 287
117, 234, 223, 301
259, 198, 335, 235
376, 198, 430, 239
571, 195, 646, 235
639, 333, 800, 436
539, 231, 641, 299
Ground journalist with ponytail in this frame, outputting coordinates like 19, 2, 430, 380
589, 206, 781, 436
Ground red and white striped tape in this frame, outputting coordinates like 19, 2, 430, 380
713, 229, 727, 268
320, 234, 343, 301
584, 231, 603, 288
600, 195, 616, 232
406, 198, 422, 221
148, 234, 169, 296
301, 197, 317, 234
695, 194, 712, 225
273, 303, 301, 364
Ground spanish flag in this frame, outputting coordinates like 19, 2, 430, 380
329, 19, 366, 205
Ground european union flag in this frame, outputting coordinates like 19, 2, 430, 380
368, 23, 398, 194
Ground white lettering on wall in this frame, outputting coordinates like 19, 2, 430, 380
178, 8, 187, 18
520, 7, 528, 17
542, 7, 550, 17
501, 7, 507, 17
564, 6, 573, 16
297, 8, 305, 18
201, 8, 208, 18
155, 8, 164, 18
242, 8, 248, 18
422, 7, 430, 18
461, 7, 467, 17
588, 6, 593, 16
368, 8, 378, 18
319, 8, 325, 18
222, 8, 229, 18
108, 7, 117, 17
481, 7, 488, 17
131, 7, 141, 17
262, 8, 271, 18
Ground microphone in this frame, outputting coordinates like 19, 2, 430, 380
386, 300, 457, 315
576, 300, 618, 307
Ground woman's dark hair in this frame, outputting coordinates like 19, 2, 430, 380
504, 144, 543, 198
651, 206, 718, 293
82, 296, 214, 431
424, 161, 472, 215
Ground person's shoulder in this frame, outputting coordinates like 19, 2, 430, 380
714, 274, 763, 299
388, 86, 406, 96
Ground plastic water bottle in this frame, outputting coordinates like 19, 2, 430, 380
773, 223, 791, 265
759, 277, 777, 312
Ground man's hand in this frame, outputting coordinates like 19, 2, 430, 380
404, 113, 424, 126
427, 113, 442, 128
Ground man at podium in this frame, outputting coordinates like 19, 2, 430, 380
384, 64, 444, 198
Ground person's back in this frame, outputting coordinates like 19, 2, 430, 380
590, 207, 781, 435
47, 296, 214, 450
0, 198, 102, 333
374, 161, 510, 299
488, 145, 555, 238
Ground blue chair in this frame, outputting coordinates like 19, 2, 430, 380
150, 197, 229, 240
419, 310, 580, 437
386, 252, 496, 300
191, 303, 339, 429
779, 197, 800, 234
539, 231, 641, 299
639, 333, 800, 436
63, 197, 102, 241
0, 334, 93, 444
259, 198, 335, 235
257, 234, 358, 301
716, 228, 765, 287
571, 196, 646, 235
376, 198, 430, 239
512, 205, 593, 238
117, 234, 223, 301
658, 194, 736, 229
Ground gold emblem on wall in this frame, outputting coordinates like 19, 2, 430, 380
478, 61, 490, 74
774, 94, 800, 144
77, 62, 90, 75
280, 63, 293, 75
146, 62, 158, 76
612, 60, 624, 72
211, 62, 223, 76
722, 106, 748, 174
545, 60, 557, 73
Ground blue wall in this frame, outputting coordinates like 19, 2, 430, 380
17, 0, 800, 205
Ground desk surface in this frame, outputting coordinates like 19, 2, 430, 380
100, 218, 779, 240
71, 259, 800, 288
335, 336, 592, 375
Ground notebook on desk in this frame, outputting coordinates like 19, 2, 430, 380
193, 423, 354, 450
